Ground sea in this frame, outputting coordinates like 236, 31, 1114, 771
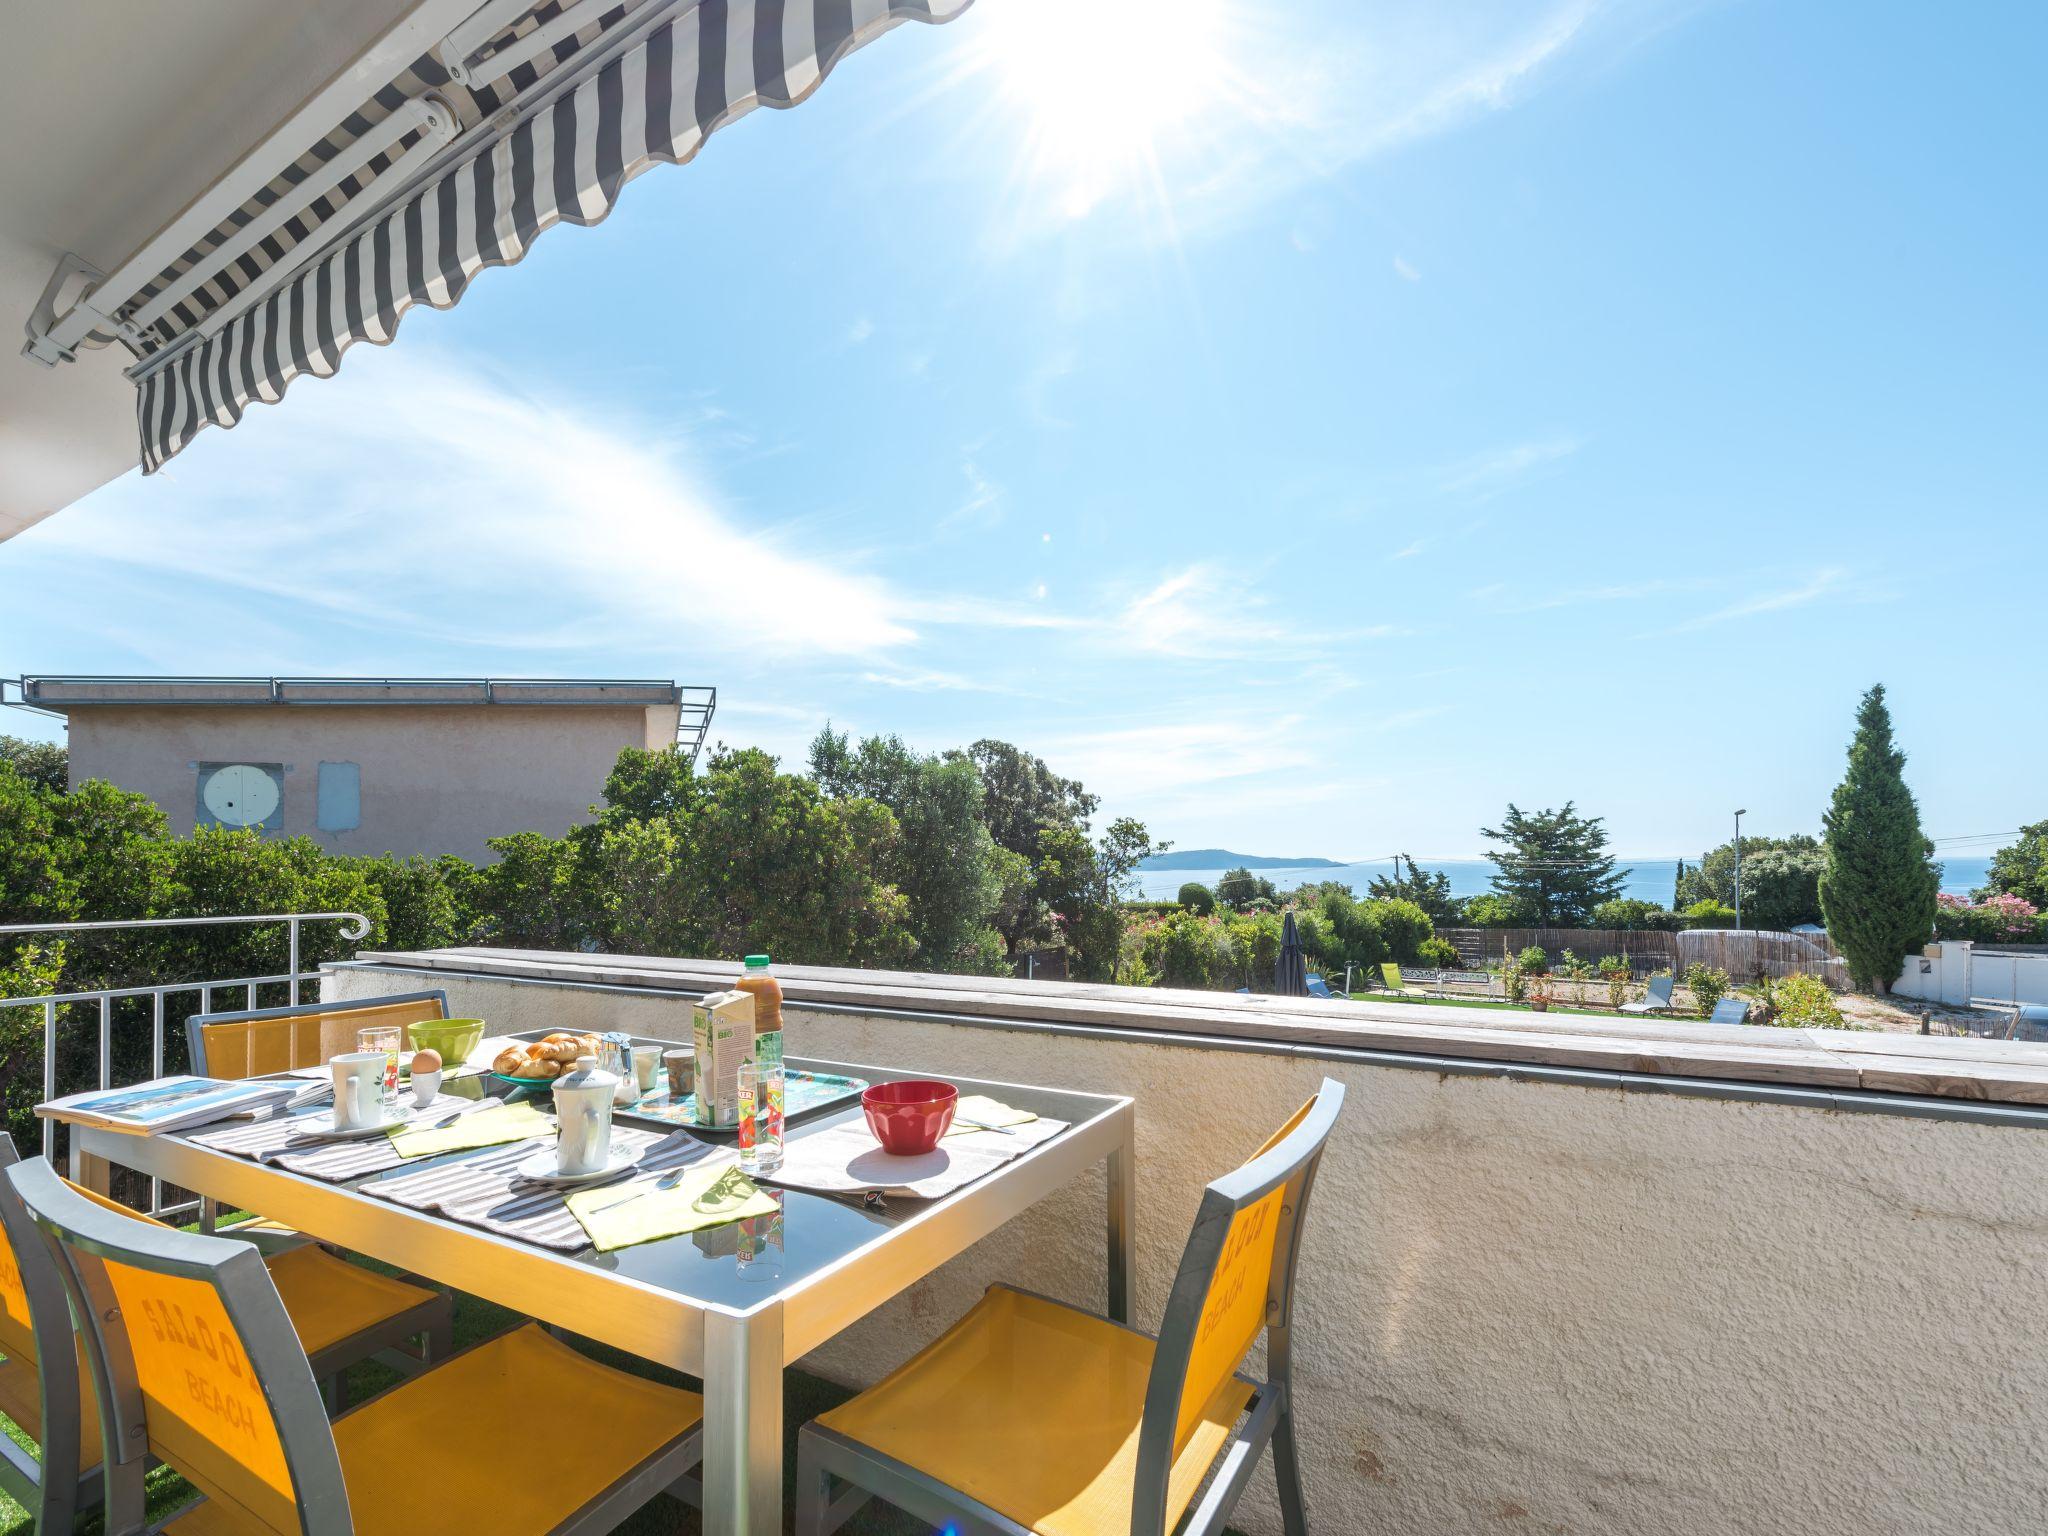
1134, 856, 1995, 907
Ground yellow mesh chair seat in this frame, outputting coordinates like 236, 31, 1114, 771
65, 1183, 445, 1376
261, 1245, 440, 1361
816, 1286, 1252, 1536
163, 1324, 703, 1536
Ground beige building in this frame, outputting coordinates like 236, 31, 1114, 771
17, 676, 714, 862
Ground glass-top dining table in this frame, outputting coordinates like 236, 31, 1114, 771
66, 1047, 1137, 1535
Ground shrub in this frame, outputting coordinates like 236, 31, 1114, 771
1760, 971, 1850, 1029
1590, 897, 1681, 932
1177, 882, 1215, 916
1934, 891, 2044, 943
1517, 945, 1549, 976
1681, 900, 1738, 929
1501, 964, 1529, 1002
1555, 948, 1596, 981
1606, 969, 1630, 1010
1418, 936, 1460, 969
1595, 954, 1631, 979
1683, 962, 1731, 1018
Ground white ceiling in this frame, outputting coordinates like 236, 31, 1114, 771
0, 0, 427, 540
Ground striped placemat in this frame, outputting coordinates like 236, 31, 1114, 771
362, 1129, 726, 1252
190, 1096, 498, 1181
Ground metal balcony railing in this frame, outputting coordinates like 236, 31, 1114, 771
0, 912, 371, 1208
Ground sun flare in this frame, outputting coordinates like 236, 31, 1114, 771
969, 0, 1239, 221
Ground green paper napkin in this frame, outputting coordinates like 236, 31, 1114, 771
566, 1160, 779, 1252
389, 1100, 554, 1159
945, 1095, 1038, 1136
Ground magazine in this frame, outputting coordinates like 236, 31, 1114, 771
38, 1076, 295, 1136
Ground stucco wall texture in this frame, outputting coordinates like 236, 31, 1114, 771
66, 703, 674, 861
328, 965, 2048, 1536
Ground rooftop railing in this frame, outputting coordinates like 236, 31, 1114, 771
0, 912, 370, 1208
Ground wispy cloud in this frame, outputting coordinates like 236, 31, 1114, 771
1435, 436, 1584, 500
939, 451, 1004, 533
846, 316, 875, 345
30, 347, 920, 660
1392, 540, 1425, 560
1666, 567, 1857, 633
1393, 255, 1422, 283
1487, 575, 1713, 614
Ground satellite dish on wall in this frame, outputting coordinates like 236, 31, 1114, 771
201, 763, 280, 828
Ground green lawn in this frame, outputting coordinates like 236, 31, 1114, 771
1343, 990, 1626, 1021
3, 1282, 1250, 1536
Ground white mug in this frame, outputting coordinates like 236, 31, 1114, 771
552, 1055, 617, 1176
331, 1052, 386, 1131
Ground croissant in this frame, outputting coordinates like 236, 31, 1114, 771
493, 1047, 528, 1076
527, 1058, 563, 1079
539, 1038, 586, 1063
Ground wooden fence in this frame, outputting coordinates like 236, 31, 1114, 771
1439, 927, 1848, 988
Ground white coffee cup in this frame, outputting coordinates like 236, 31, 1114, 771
552, 1055, 617, 1176
330, 1052, 386, 1131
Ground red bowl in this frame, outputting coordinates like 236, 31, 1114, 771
862, 1079, 958, 1155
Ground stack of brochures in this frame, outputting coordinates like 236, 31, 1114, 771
38, 1076, 297, 1136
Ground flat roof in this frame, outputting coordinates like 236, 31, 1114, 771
13, 676, 699, 711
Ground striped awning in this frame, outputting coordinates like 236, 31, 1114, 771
131, 0, 968, 473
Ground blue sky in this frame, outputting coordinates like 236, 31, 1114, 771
4, 0, 2043, 859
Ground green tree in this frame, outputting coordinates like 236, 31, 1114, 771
1214, 867, 1277, 910
810, 728, 1012, 972
1981, 821, 2048, 909
1819, 685, 1939, 993
1176, 882, 1215, 915
1365, 856, 1459, 926
1460, 892, 1530, 927
1589, 897, 1677, 931
1675, 834, 1825, 930
0, 735, 67, 795
961, 740, 1098, 862
1479, 803, 1628, 925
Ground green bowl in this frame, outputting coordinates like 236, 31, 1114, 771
405, 1017, 486, 1069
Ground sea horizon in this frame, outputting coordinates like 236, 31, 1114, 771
1135, 855, 1995, 908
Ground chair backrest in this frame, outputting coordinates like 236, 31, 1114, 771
188, 989, 448, 1079
1710, 998, 1750, 1024
1131, 1079, 1345, 1535
1381, 963, 1402, 990
3, 1158, 349, 1536
1646, 973, 1675, 1004
0, 1135, 93, 1526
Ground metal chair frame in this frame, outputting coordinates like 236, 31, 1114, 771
6, 1157, 703, 1536
184, 989, 451, 1078
797, 1078, 1346, 1536
0, 1140, 96, 1532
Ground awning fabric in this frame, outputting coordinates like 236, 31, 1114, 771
136, 0, 967, 473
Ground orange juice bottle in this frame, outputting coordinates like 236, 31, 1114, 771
737, 954, 783, 1071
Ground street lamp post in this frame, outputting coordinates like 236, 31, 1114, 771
1733, 809, 1747, 930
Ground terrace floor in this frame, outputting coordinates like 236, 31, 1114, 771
0, 1276, 1249, 1536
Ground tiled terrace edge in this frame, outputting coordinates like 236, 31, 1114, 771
341, 947, 2048, 1113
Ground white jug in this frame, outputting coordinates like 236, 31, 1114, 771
551, 1054, 618, 1175
330, 1052, 386, 1131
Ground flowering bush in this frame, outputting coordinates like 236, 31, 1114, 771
1934, 892, 2046, 943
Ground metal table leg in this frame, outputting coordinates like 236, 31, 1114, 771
1107, 1103, 1136, 1324
702, 1300, 784, 1536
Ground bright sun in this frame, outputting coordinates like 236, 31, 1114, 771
968, 0, 1238, 222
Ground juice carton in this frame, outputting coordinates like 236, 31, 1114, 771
692, 988, 755, 1128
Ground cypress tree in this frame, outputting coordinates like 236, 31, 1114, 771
1819, 685, 1939, 993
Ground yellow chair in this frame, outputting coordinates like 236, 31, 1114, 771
0, 1135, 452, 1532
4, 1158, 705, 1536
1380, 962, 1405, 993
185, 990, 452, 1240
187, 990, 452, 1081
798, 1080, 1346, 1536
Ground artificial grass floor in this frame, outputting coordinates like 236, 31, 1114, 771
1, 1279, 1251, 1535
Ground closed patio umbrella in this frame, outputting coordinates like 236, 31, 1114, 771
1276, 909, 1309, 997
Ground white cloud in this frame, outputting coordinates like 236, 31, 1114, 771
939, 452, 1003, 532
1392, 539, 1425, 559
1393, 255, 1422, 282
31, 347, 919, 660
846, 316, 875, 344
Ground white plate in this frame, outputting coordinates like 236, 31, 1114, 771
513, 1147, 639, 1186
